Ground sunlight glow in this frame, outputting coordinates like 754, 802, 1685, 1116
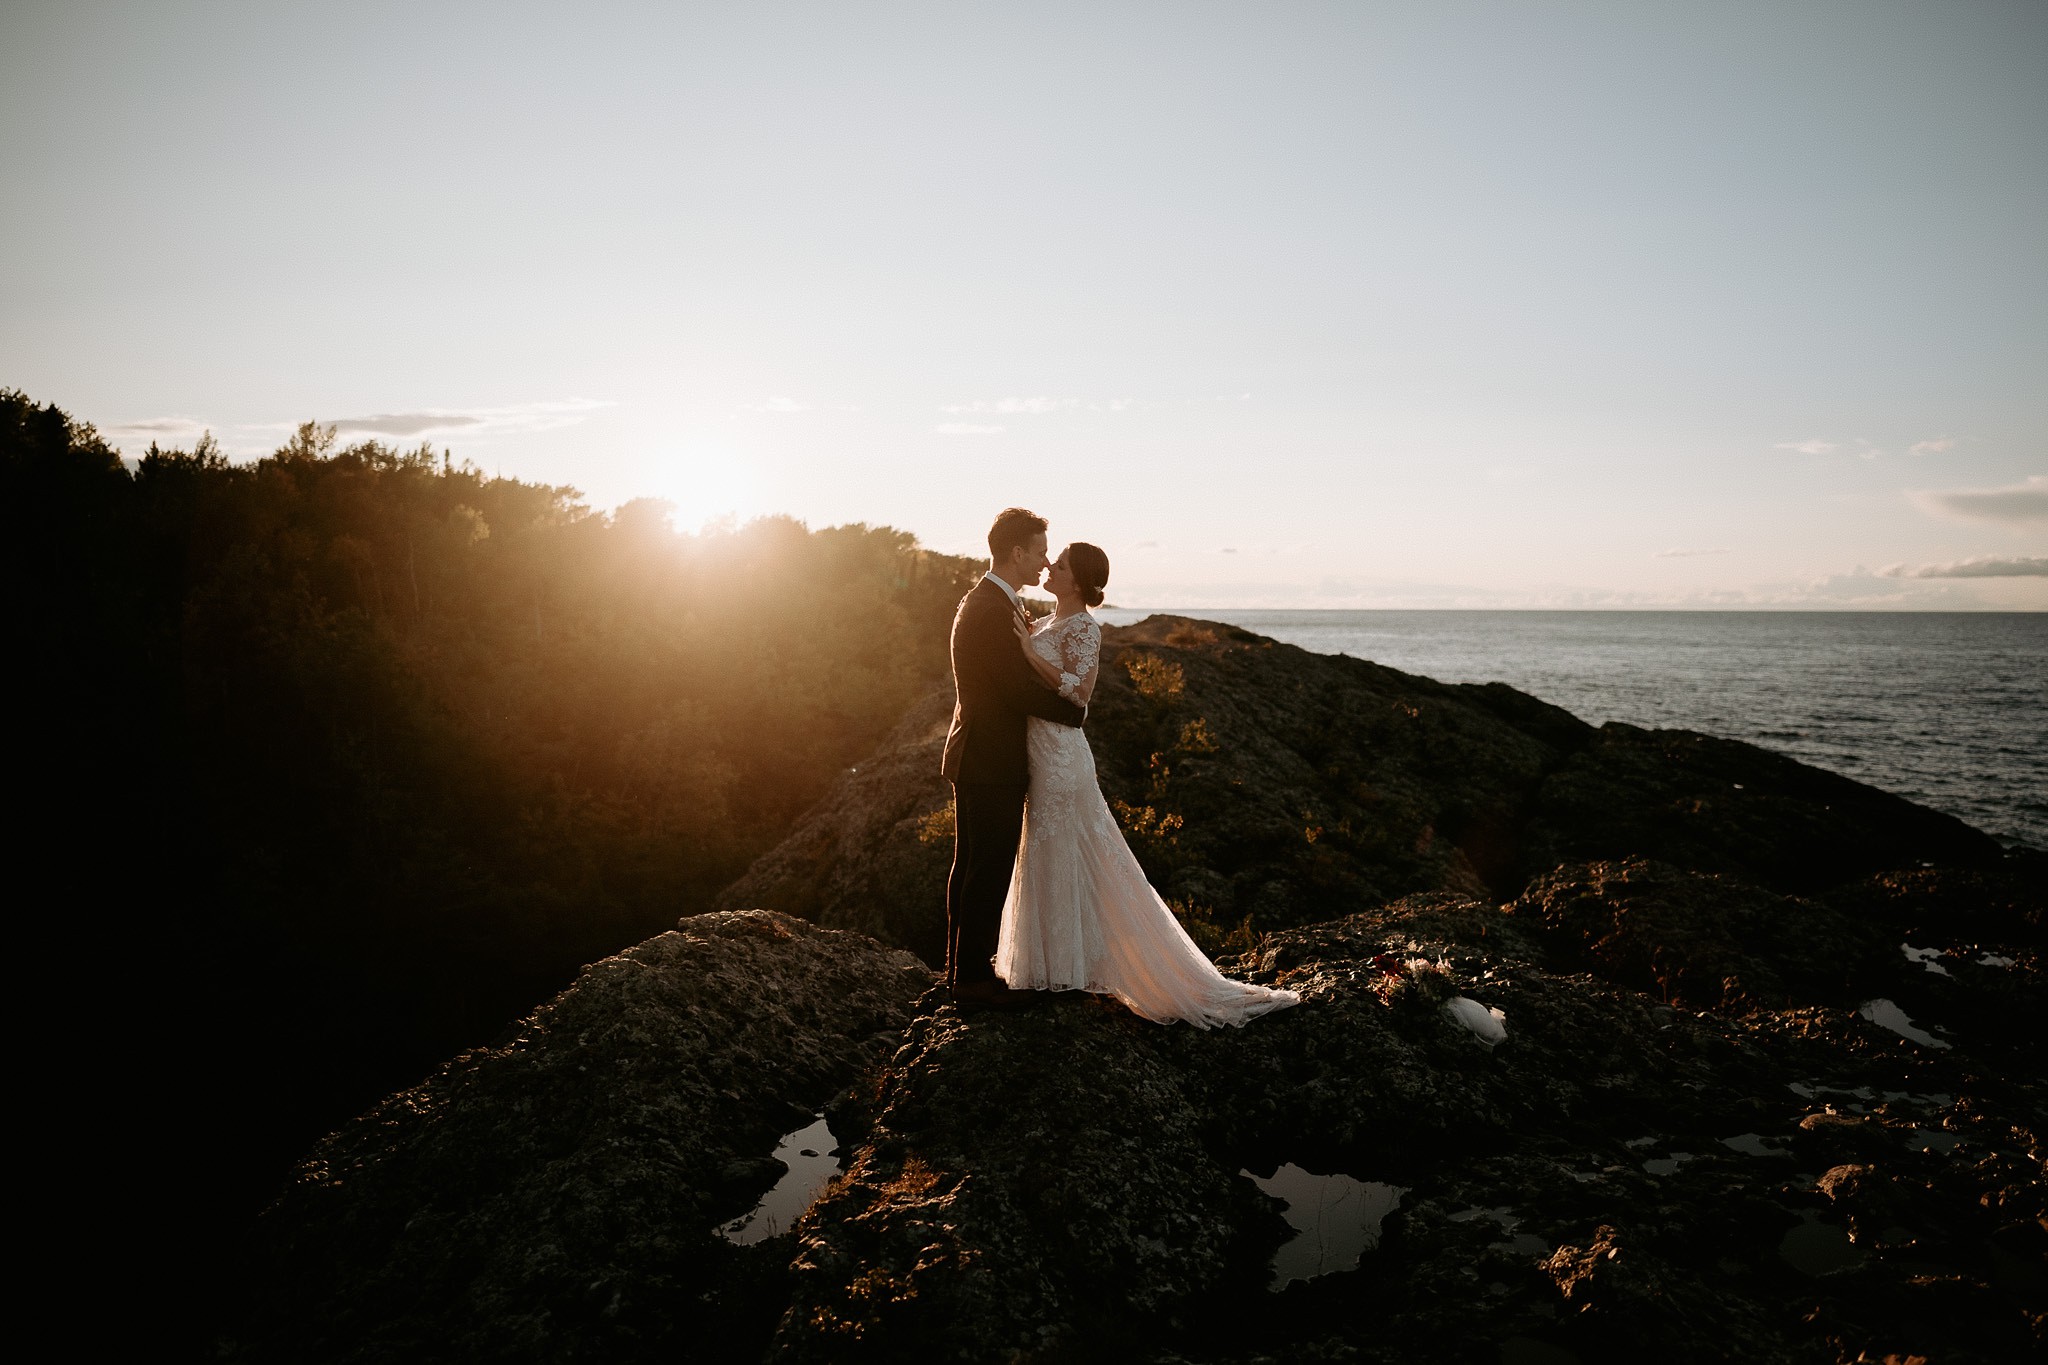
642, 439, 761, 533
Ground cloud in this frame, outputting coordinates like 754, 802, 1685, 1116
740, 395, 810, 414
110, 417, 205, 435
329, 412, 486, 436
1909, 436, 1957, 456
934, 423, 1003, 435
938, 396, 1131, 415
102, 399, 611, 461
102, 414, 299, 460
941, 397, 1076, 415
1774, 436, 1881, 459
1878, 555, 2048, 579
105, 415, 211, 444
1655, 547, 1728, 558
327, 398, 611, 440
1912, 474, 2048, 524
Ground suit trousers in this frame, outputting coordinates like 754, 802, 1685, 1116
945, 779, 1028, 987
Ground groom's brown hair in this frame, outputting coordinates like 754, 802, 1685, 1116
987, 507, 1047, 560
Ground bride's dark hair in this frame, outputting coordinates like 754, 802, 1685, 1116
1067, 542, 1109, 608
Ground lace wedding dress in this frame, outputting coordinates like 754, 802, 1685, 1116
995, 611, 1302, 1028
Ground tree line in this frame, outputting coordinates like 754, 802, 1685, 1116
6, 388, 978, 1337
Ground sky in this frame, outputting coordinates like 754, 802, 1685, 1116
4, 1, 2044, 608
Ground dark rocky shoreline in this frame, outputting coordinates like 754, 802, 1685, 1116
720, 616, 2003, 960
224, 617, 2044, 1363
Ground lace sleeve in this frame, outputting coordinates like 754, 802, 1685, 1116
1056, 616, 1102, 704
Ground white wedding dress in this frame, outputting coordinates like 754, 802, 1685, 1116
995, 611, 1302, 1028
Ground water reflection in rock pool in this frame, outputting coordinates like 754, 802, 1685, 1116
1901, 943, 1950, 975
1904, 1127, 1961, 1155
1720, 1132, 1793, 1158
1778, 1215, 1866, 1277
1448, 1205, 1551, 1257
1242, 1163, 1407, 1288
718, 1114, 841, 1245
1642, 1152, 1697, 1176
1858, 998, 1952, 1050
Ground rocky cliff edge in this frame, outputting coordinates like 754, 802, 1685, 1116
719, 615, 2004, 965
227, 618, 2044, 1363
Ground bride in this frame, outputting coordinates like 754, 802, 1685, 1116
995, 542, 1301, 1028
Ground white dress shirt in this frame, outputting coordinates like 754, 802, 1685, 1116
982, 571, 1022, 609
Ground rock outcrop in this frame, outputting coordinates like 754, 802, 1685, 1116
234, 618, 2044, 1363
1505, 857, 1896, 1014
718, 686, 962, 966
720, 616, 2002, 964
222, 912, 931, 1363
768, 860, 2042, 1362
231, 867, 2044, 1365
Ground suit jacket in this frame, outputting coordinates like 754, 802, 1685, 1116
941, 577, 1086, 785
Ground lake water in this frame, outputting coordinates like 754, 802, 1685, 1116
1096, 610, 2046, 850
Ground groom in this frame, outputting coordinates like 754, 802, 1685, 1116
941, 507, 1087, 1007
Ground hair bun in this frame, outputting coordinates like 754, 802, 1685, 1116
1067, 541, 1110, 609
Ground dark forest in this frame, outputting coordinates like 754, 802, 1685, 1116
6, 388, 978, 1339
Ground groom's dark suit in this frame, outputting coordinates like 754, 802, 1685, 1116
941, 576, 1086, 987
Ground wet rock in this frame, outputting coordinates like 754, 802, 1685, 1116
221, 911, 931, 1364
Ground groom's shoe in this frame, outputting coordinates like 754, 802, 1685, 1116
951, 980, 1002, 1010
953, 981, 1040, 1013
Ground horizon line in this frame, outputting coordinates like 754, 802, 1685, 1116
1083, 605, 2048, 615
